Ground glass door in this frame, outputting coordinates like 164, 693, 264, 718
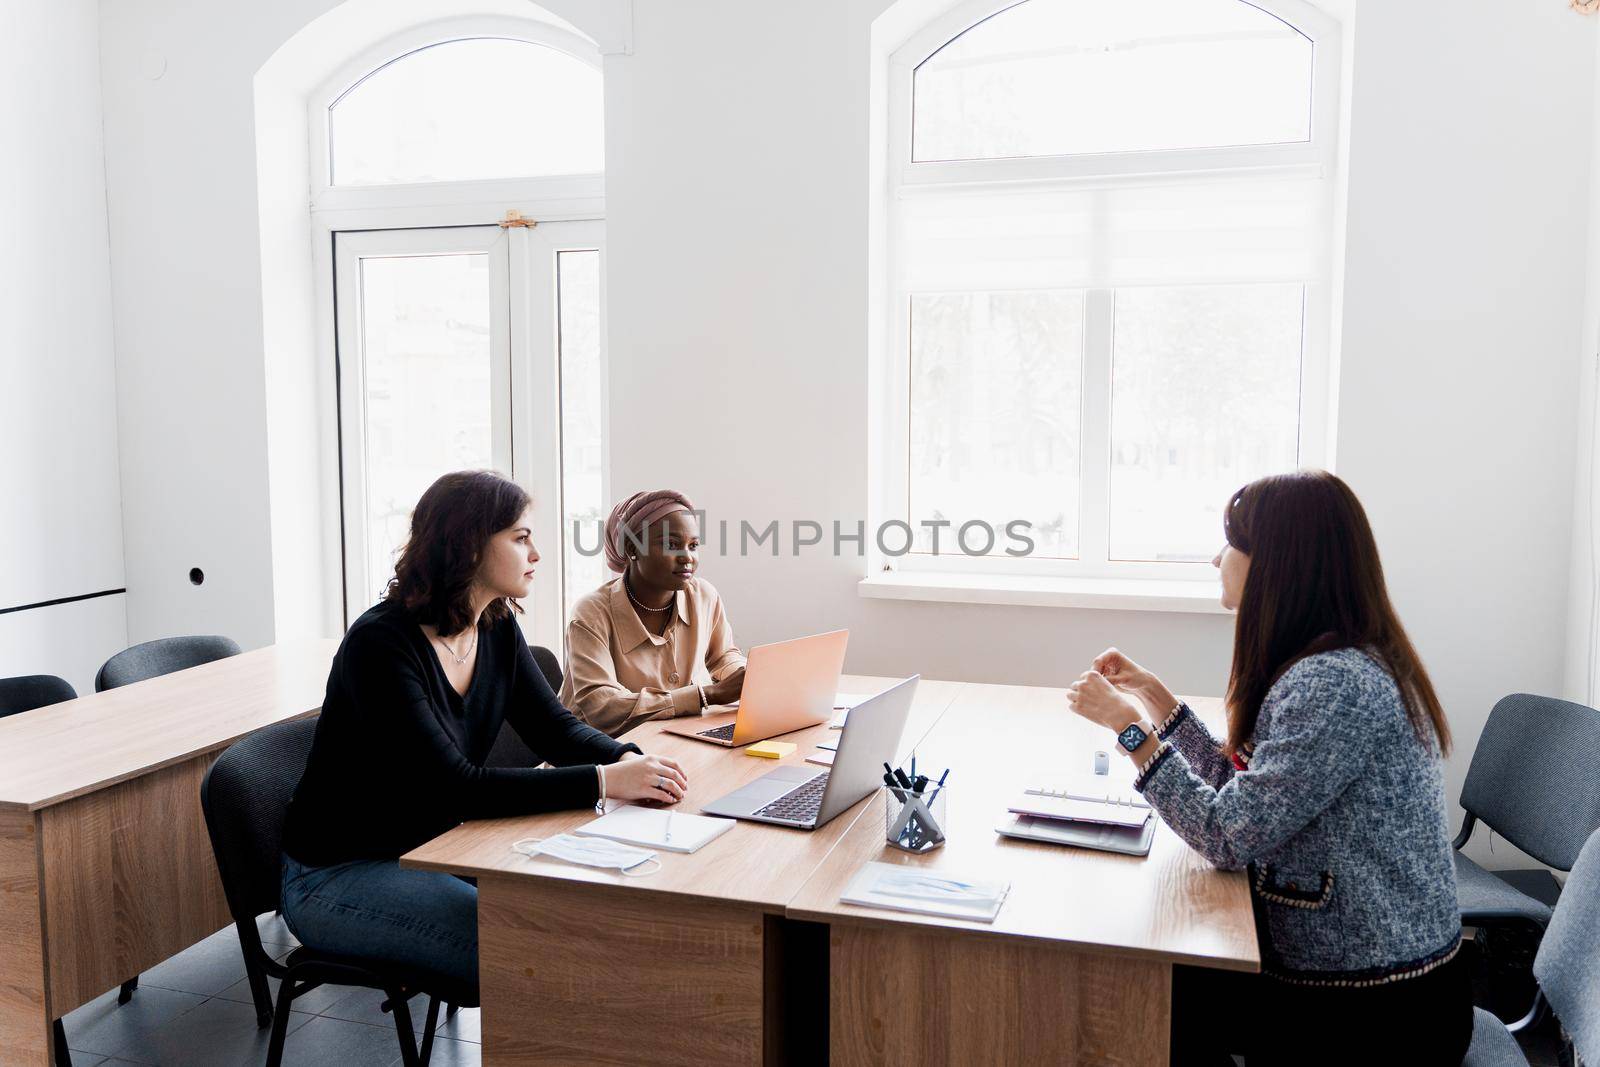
334, 221, 606, 650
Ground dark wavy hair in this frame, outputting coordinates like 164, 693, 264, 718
1223, 470, 1450, 758
385, 470, 530, 635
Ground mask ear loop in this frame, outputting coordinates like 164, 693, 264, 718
511, 838, 662, 877
620, 857, 662, 877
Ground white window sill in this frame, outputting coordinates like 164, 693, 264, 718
857, 571, 1232, 615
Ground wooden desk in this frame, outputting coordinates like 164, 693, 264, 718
401, 676, 965, 1066
0, 640, 338, 1065
786, 684, 1259, 1067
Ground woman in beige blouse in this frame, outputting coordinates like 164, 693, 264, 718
561, 490, 747, 736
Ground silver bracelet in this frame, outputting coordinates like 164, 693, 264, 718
594, 764, 607, 814
697, 684, 708, 710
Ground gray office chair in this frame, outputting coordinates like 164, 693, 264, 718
94, 634, 242, 1005
484, 644, 560, 768
1462, 827, 1600, 1067
95, 634, 242, 692
1454, 693, 1600, 1030
0, 674, 77, 717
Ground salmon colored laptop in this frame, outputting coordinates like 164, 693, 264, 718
662, 629, 849, 747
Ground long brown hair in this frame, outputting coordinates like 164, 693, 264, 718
386, 470, 529, 636
1223, 470, 1450, 757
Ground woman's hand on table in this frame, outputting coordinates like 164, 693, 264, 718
606, 752, 688, 804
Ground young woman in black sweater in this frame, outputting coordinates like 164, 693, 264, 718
281, 471, 687, 988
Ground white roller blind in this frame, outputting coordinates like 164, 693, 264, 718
898, 171, 1327, 292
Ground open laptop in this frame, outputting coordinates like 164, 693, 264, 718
662, 629, 848, 747
700, 675, 920, 830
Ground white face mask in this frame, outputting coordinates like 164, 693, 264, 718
513, 834, 661, 876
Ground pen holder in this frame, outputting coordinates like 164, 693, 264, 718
884, 785, 947, 853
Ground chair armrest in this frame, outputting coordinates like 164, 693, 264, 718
1506, 989, 1546, 1035
1453, 811, 1477, 851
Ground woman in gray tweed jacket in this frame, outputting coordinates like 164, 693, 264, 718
1067, 471, 1470, 1066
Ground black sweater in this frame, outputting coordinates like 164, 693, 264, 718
283, 599, 640, 868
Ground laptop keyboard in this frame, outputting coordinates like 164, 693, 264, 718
697, 723, 738, 742
755, 772, 830, 823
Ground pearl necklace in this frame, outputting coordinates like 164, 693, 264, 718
433, 629, 477, 666
625, 579, 674, 616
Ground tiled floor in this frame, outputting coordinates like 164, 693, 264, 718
57, 915, 479, 1067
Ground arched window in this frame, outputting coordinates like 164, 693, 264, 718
912, 0, 1313, 162
327, 37, 604, 185
875, 0, 1339, 595
314, 27, 609, 647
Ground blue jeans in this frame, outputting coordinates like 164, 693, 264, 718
280, 854, 478, 992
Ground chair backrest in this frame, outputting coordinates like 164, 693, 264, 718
1533, 827, 1600, 1063
96, 635, 242, 692
530, 644, 562, 693
484, 645, 560, 769
1460, 693, 1600, 869
0, 674, 77, 718
200, 716, 318, 924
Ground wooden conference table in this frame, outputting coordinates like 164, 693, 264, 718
0, 640, 339, 1066
0, 645, 1256, 1066
404, 677, 1259, 1066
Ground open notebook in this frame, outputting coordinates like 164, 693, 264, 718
574, 804, 735, 854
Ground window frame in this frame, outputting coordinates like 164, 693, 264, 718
872, 0, 1342, 591
332, 225, 514, 621
309, 20, 609, 650
309, 18, 606, 208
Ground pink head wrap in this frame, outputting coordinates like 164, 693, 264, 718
604, 489, 696, 573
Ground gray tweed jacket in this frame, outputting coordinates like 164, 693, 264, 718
1136, 648, 1461, 985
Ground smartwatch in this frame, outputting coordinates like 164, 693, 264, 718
1116, 720, 1151, 754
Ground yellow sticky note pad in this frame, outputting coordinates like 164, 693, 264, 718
745, 741, 796, 759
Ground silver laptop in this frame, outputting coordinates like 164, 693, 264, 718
662, 629, 848, 747
699, 675, 920, 830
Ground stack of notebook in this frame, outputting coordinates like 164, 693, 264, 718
995, 774, 1157, 856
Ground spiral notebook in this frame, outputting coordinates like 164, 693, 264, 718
1005, 794, 1149, 828
1024, 773, 1149, 808
1006, 773, 1151, 828
995, 813, 1157, 857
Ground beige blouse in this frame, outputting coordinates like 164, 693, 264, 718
560, 576, 746, 737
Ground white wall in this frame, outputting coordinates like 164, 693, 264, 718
0, 0, 128, 696
604, 0, 1597, 870
97, 0, 621, 652
1565, 28, 1600, 711
96, 0, 311, 654
603, 0, 1243, 698
96, 0, 1596, 868
1329, 3, 1593, 868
